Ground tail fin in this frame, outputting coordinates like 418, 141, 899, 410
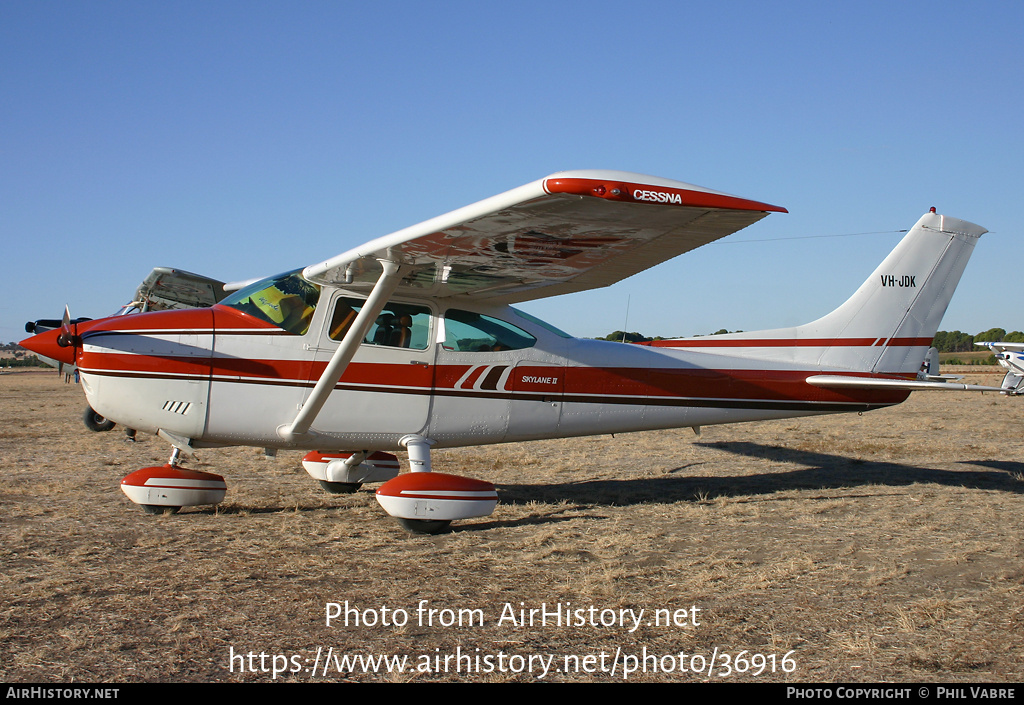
806, 211, 985, 372
660, 211, 986, 374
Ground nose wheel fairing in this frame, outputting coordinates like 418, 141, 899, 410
120, 464, 227, 514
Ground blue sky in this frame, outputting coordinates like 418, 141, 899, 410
4, 1, 1022, 344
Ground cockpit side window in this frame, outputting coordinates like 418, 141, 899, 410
329, 297, 431, 350
443, 309, 536, 352
219, 270, 321, 335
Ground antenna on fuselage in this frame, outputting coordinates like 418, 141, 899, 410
621, 295, 631, 343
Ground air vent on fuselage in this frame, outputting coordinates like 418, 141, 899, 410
162, 400, 192, 415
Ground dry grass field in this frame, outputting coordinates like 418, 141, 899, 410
2, 368, 1023, 682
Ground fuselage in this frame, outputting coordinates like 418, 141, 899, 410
65, 274, 907, 452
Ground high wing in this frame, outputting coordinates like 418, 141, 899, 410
303, 170, 786, 304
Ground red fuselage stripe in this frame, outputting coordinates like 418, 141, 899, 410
78, 349, 908, 407
640, 337, 933, 348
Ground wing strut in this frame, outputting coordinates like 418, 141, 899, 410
279, 259, 404, 442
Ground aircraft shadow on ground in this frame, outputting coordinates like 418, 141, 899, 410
175, 443, 1024, 530
493, 441, 1024, 509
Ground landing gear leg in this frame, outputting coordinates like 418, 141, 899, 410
402, 434, 433, 473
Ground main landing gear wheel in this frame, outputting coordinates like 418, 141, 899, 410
83, 405, 116, 432
397, 518, 451, 535
318, 480, 362, 494
141, 504, 180, 515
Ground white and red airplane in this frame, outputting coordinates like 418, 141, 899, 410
20, 170, 1003, 532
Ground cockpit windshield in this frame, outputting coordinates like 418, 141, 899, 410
219, 270, 321, 335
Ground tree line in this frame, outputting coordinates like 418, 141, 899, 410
931, 328, 1024, 353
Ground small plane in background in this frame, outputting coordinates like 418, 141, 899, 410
20, 170, 1011, 533
974, 341, 1024, 394
24, 267, 227, 432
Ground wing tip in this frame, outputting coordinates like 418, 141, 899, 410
542, 171, 786, 213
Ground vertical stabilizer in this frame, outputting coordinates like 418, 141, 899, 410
805, 212, 985, 372
657, 211, 986, 375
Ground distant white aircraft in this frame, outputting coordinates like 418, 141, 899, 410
974, 341, 1024, 394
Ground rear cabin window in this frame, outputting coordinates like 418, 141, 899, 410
329, 298, 431, 350
443, 309, 536, 352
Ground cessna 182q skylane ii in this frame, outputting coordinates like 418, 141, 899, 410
21, 171, 1010, 533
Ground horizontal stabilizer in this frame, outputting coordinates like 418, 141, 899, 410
806, 374, 1009, 393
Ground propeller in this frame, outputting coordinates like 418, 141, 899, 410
19, 307, 78, 368
55, 306, 75, 376
56, 306, 76, 348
